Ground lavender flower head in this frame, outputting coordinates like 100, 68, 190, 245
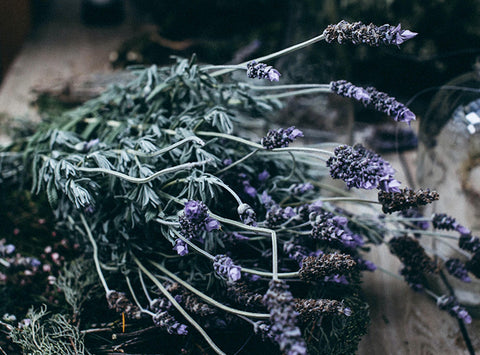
238, 203, 257, 226
327, 144, 401, 192
323, 20, 417, 46
213, 255, 242, 282
247, 60, 281, 82
431, 213, 471, 235
436, 295, 472, 324
173, 239, 188, 256
263, 280, 307, 355
179, 200, 220, 236
330, 80, 416, 124
445, 258, 471, 283
261, 126, 304, 150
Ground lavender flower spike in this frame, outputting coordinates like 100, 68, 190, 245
326, 144, 401, 192
261, 126, 304, 149
330, 80, 416, 124
247, 60, 281, 82
323, 20, 417, 47
213, 255, 242, 282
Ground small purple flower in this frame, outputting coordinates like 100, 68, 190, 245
223, 158, 232, 166
4, 244, 15, 255
184, 200, 205, 221
445, 258, 471, 283
327, 144, 401, 192
247, 61, 281, 82
173, 239, 189, 256
330, 80, 416, 124
258, 170, 270, 182
179, 200, 220, 238
213, 255, 242, 282
436, 295, 472, 324
261, 126, 304, 149
243, 181, 257, 198
289, 183, 314, 195
459, 234, 480, 253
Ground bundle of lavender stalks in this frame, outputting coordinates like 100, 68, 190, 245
1, 20, 478, 355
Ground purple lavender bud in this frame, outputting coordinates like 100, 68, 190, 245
243, 181, 257, 198
323, 20, 417, 47
445, 258, 471, 283
223, 158, 232, 166
261, 126, 304, 149
85, 138, 100, 150
289, 183, 314, 195
29, 258, 41, 268
184, 200, 206, 221
173, 239, 189, 256
326, 144, 401, 192
260, 190, 274, 207
237, 203, 257, 226
432, 213, 470, 235
330, 80, 416, 124
308, 201, 323, 213
213, 255, 242, 282
204, 217, 221, 232
324, 274, 349, 284
263, 280, 307, 355
437, 295, 472, 324
247, 61, 281, 82
459, 234, 480, 253
258, 170, 270, 182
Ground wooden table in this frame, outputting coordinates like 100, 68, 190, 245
1, 1, 478, 353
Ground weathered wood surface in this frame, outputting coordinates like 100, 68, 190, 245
0, 1, 479, 354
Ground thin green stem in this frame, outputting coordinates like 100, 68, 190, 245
210, 33, 326, 77
388, 228, 459, 240
214, 149, 259, 175
258, 87, 331, 100
148, 259, 270, 319
133, 256, 226, 355
80, 214, 110, 293
77, 159, 211, 184
195, 130, 263, 149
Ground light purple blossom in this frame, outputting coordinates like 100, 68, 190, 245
173, 239, 189, 256
213, 255, 242, 282
258, 170, 270, 182
327, 144, 401, 192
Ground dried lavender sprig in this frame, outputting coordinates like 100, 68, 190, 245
459, 234, 480, 253
445, 259, 471, 283
263, 280, 307, 355
330, 80, 416, 124
298, 253, 357, 281
432, 213, 471, 235
247, 61, 281, 82
323, 20, 417, 46
378, 188, 439, 214
326, 144, 401, 192
148, 259, 270, 319
133, 256, 227, 355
